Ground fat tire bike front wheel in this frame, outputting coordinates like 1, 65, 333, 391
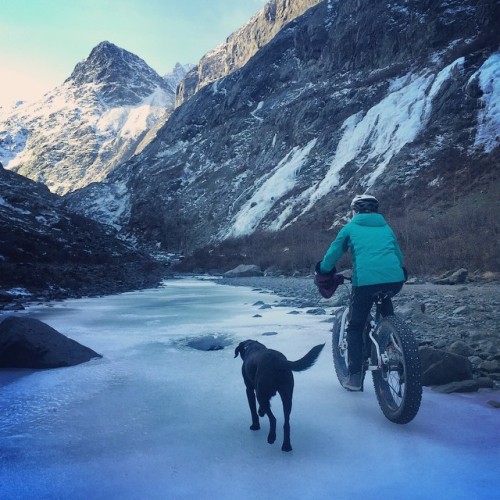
332, 307, 371, 391
371, 315, 422, 424
332, 307, 350, 388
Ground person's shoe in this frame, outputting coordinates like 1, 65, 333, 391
344, 372, 363, 391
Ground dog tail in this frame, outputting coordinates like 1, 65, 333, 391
288, 343, 325, 372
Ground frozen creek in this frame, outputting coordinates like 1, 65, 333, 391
0, 278, 498, 499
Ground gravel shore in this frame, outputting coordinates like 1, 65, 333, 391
217, 275, 500, 382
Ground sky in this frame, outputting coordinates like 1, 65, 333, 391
0, 0, 268, 108
1, 278, 499, 498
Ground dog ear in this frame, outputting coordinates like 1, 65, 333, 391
234, 344, 242, 359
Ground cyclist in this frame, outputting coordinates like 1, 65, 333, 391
316, 194, 406, 390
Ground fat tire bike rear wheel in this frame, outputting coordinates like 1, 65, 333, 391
371, 315, 422, 424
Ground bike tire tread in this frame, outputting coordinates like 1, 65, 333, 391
372, 315, 422, 424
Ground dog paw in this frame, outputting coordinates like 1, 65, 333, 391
267, 433, 276, 444
281, 443, 292, 452
250, 423, 260, 431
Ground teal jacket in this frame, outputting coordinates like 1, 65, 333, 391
320, 213, 404, 286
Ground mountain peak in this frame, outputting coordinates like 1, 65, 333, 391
93, 40, 121, 53
1, 40, 179, 195
66, 41, 167, 106
163, 63, 195, 94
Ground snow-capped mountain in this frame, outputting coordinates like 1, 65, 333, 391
0, 42, 191, 195
65, 0, 500, 252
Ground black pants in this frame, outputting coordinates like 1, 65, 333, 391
346, 281, 404, 374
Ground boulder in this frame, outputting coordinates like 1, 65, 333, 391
433, 268, 468, 285
479, 359, 500, 373
223, 264, 262, 277
419, 346, 473, 386
264, 265, 283, 277
0, 316, 102, 368
448, 268, 468, 284
448, 340, 475, 357
0, 291, 16, 302
396, 301, 428, 321
433, 377, 495, 393
432, 380, 480, 393
306, 308, 327, 315
476, 377, 496, 389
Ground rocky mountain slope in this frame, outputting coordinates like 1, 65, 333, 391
0, 163, 166, 302
65, 0, 499, 258
0, 42, 191, 195
176, 0, 321, 105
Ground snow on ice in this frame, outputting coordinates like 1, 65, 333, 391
0, 278, 498, 499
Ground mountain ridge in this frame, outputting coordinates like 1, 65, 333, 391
66, 41, 168, 105
64, 0, 499, 257
0, 162, 166, 299
0, 41, 191, 195
175, 0, 322, 106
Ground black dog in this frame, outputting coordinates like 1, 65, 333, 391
234, 340, 325, 452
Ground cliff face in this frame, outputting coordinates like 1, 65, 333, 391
175, 0, 321, 106
64, 0, 499, 251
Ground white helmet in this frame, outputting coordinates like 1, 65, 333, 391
350, 194, 379, 213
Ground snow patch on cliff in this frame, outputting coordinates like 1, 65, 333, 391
226, 139, 317, 237
472, 53, 500, 153
298, 58, 465, 216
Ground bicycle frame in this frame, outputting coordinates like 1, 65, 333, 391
368, 321, 382, 370
339, 279, 389, 373
367, 295, 391, 371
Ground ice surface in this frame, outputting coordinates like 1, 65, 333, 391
227, 139, 317, 237
473, 52, 500, 153
0, 278, 498, 499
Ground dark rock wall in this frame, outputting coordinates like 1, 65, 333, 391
64, 0, 500, 253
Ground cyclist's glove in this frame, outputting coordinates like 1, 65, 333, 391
314, 261, 344, 298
